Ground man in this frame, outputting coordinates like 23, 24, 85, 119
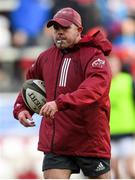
13, 7, 112, 179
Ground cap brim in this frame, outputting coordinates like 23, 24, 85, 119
47, 18, 72, 28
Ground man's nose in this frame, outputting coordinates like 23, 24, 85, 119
57, 28, 64, 35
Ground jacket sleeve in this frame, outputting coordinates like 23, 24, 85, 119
13, 53, 44, 119
56, 51, 112, 110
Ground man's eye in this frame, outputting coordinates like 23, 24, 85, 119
63, 27, 70, 30
53, 24, 70, 30
53, 24, 59, 30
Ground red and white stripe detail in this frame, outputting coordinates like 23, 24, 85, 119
59, 58, 71, 87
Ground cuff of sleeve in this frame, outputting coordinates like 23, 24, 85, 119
55, 95, 67, 111
13, 107, 25, 120
13, 106, 33, 120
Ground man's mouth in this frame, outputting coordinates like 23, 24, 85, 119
56, 40, 62, 44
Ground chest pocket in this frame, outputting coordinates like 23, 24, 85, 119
59, 58, 71, 87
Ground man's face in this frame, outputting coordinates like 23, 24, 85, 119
52, 23, 82, 49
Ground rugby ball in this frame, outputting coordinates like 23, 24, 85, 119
22, 79, 46, 114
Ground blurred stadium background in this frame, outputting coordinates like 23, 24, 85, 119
0, 0, 135, 179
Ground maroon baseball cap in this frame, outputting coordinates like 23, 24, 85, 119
47, 7, 82, 28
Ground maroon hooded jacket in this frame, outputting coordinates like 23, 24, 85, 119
13, 31, 112, 158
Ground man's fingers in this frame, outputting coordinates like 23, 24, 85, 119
39, 104, 48, 115
19, 118, 35, 127
19, 118, 28, 127
39, 106, 44, 115
50, 111, 55, 119
40, 104, 50, 116
18, 110, 35, 127
39, 101, 58, 118
25, 113, 33, 120
25, 118, 36, 126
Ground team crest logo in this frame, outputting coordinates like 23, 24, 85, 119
92, 58, 105, 68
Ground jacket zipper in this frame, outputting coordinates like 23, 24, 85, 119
51, 53, 65, 152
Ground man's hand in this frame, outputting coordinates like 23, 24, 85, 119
18, 110, 35, 127
39, 101, 58, 119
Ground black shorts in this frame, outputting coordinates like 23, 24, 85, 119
42, 153, 110, 178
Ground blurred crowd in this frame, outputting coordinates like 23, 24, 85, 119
0, 0, 135, 92
1, 0, 135, 179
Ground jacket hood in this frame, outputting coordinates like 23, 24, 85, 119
79, 30, 112, 56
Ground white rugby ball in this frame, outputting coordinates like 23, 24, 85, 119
22, 79, 46, 114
